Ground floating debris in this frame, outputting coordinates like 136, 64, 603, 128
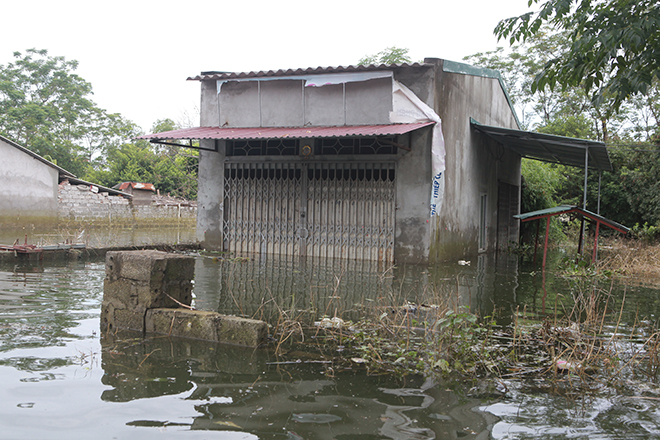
292, 413, 342, 424
314, 317, 346, 329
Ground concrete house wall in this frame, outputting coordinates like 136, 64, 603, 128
0, 136, 61, 225
196, 60, 520, 264
428, 60, 521, 262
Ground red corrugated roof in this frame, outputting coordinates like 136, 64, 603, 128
118, 182, 156, 192
138, 123, 435, 142
188, 63, 430, 81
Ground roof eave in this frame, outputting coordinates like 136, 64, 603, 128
187, 62, 433, 82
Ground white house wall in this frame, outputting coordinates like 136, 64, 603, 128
0, 137, 59, 224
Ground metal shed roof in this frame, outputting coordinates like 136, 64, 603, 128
514, 205, 629, 234
188, 63, 429, 81
137, 122, 435, 143
471, 120, 612, 171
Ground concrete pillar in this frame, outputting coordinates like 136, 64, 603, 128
101, 250, 194, 333
197, 144, 225, 250
101, 250, 268, 348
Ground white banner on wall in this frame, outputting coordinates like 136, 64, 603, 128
390, 81, 446, 216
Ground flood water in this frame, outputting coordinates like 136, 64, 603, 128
1, 231, 660, 439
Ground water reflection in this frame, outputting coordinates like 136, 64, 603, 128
99, 333, 492, 439
192, 252, 522, 324
1, 246, 660, 438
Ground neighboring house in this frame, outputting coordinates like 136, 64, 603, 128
114, 182, 156, 206
139, 59, 611, 264
0, 134, 74, 225
0, 134, 130, 226
0, 136, 197, 229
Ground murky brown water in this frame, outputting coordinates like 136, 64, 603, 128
1, 228, 660, 438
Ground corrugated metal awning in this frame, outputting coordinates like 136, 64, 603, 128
471, 120, 612, 171
137, 122, 435, 143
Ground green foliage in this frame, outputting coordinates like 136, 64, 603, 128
0, 49, 138, 176
465, 28, 632, 142
495, 0, 660, 110
0, 50, 198, 200
339, 305, 501, 378
521, 159, 562, 213
612, 137, 660, 226
630, 223, 660, 244
536, 113, 594, 139
358, 47, 413, 66
466, 28, 660, 235
85, 139, 198, 200
520, 159, 567, 242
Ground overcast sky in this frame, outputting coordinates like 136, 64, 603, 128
0, 0, 531, 133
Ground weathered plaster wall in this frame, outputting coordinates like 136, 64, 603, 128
217, 77, 392, 128
0, 137, 59, 225
429, 59, 521, 262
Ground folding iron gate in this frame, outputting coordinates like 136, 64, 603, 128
223, 162, 395, 262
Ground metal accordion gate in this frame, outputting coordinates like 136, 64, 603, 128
223, 161, 396, 262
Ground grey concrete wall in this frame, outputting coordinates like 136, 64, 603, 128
198, 80, 226, 249
394, 127, 434, 264
0, 138, 59, 224
392, 66, 436, 264
196, 144, 225, 249
429, 61, 521, 262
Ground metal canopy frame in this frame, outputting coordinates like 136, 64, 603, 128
470, 119, 611, 171
514, 205, 629, 268
471, 119, 615, 258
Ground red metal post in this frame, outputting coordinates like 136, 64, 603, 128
542, 216, 551, 269
533, 219, 540, 265
592, 221, 601, 263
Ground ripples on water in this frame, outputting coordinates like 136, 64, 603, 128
0, 249, 660, 439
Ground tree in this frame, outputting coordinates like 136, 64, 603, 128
358, 47, 413, 66
85, 119, 199, 200
465, 28, 634, 142
495, 0, 660, 110
465, 29, 660, 233
0, 49, 135, 176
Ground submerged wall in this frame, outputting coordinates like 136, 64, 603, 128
101, 250, 267, 347
58, 180, 196, 226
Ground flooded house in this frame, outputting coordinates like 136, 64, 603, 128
141, 59, 573, 264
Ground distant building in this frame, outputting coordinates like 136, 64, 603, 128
114, 182, 156, 206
